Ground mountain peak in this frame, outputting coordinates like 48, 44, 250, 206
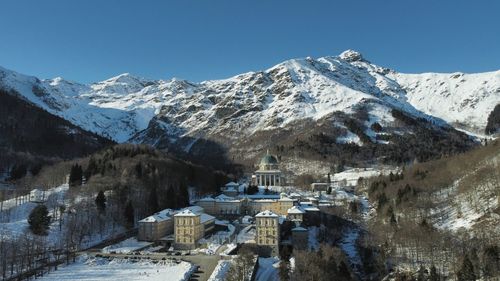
339, 49, 365, 62
105, 73, 143, 84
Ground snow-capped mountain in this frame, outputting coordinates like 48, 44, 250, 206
389, 70, 500, 134
0, 50, 498, 167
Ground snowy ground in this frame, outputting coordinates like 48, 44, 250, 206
207, 259, 233, 281
255, 257, 279, 281
222, 243, 237, 255
339, 228, 362, 276
197, 223, 236, 255
0, 183, 125, 248
0, 184, 69, 243
0, 184, 68, 215
431, 178, 499, 231
102, 237, 152, 254
37, 255, 194, 281
333, 167, 397, 186
236, 225, 255, 244
308, 226, 320, 251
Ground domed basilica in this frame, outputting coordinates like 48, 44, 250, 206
251, 151, 283, 186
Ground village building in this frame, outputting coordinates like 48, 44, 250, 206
255, 210, 280, 256
196, 192, 295, 217
29, 189, 45, 203
137, 209, 174, 241
195, 194, 243, 217
275, 194, 294, 215
252, 151, 283, 187
310, 182, 329, 192
247, 199, 276, 215
300, 204, 321, 226
173, 206, 215, 250
291, 225, 308, 250
221, 182, 239, 197
287, 205, 305, 223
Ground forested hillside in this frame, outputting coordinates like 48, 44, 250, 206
360, 140, 500, 280
24, 144, 230, 220
0, 89, 113, 180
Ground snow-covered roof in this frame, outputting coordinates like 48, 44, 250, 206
225, 182, 239, 187
255, 210, 278, 218
253, 199, 276, 203
239, 194, 281, 199
278, 196, 294, 202
183, 206, 204, 214
200, 213, 215, 224
138, 209, 174, 223
303, 206, 320, 212
215, 194, 237, 201
174, 209, 197, 217
292, 226, 307, 232
287, 206, 305, 214
289, 192, 301, 197
242, 215, 253, 224
173, 206, 204, 217
198, 197, 215, 202
30, 189, 43, 194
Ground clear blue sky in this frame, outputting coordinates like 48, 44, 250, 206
1, 0, 499, 83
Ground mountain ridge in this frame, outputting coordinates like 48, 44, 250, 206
0, 50, 497, 170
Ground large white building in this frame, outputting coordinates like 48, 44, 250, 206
252, 151, 283, 187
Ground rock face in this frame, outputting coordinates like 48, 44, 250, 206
339, 49, 365, 62
0, 51, 497, 170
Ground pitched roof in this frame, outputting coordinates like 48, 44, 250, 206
255, 210, 278, 218
174, 209, 197, 217
200, 213, 215, 223
287, 206, 305, 214
292, 226, 307, 232
138, 209, 174, 223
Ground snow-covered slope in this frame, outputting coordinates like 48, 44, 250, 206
0, 50, 498, 145
389, 70, 500, 134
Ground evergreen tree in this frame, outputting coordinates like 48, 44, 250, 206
28, 204, 51, 235
327, 255, 338, 277
84, 157, 97, 181
429, 265, 440, 281
482, 245, 499, 279
417, 265, 426, 281
166, 185, 175, 209
327, 173, 332, 194
178, 182, 189, 208
148, 186, 160, 213
95, 190, 107, 213
124, 201, 134, 226
336, 160, 345, 173
69, 164, 83, 187
456, 255, 476, 281
247, 185, 258, 195
337, 261, 351, 281
8, 164, 27, 181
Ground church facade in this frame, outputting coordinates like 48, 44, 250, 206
252, 151, 283, 187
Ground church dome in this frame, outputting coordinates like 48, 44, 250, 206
260, 154, 278, 165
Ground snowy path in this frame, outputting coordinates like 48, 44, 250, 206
255, 257, 279, 281
339, 227, 363, 277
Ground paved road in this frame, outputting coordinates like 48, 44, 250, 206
182, 255, 220, 281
